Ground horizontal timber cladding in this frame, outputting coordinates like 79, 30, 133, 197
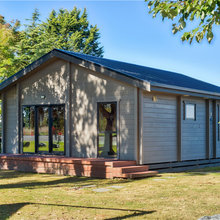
21, 59, 68, 105
5, 85, 18, 153
209, 100, 214, 158
142, 93, 177, 164
20, 59, 69, 156
181, 97, 206, 160
70, 64, 137, 160
216, 101, 220, 158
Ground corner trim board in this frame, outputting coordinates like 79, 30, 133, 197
136, 87, 140, 164
17, 83, 21, 154
68, 62, 72, 157
1, 93, 5, 153
206, 100, 210, 159
177, 96, 182, 162
213, 100, 217, 158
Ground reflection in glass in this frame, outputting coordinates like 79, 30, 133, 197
98, 103, 117, 158
52, 106, 64, 153
23, 107, 35, 153
38, 107, 49, 152
22, 105, 65, 155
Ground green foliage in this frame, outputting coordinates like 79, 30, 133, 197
15, 7, 103, 70
145, 0, 220, 43
14, 9, 49, 69
0, 15, 21, 81
44, 8, 103, 56
0, 7, 104, 82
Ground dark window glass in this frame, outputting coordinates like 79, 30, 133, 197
98, 103, 117, 158
52, 106, 65, 153
99, 103, 116, 132
22, 105, 65, 155
23, 106, 35, 153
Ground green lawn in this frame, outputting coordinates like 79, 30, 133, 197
23, 141, 64, 153
0, 167, 219, 219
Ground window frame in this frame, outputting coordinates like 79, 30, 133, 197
183, 102, 196, 121
22, 104, 65, 155
97, 101, 117, 158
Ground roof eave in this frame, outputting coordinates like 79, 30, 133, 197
0, 49, 219, 99
0, 49, 151, 93
150, 82, 220, 99
53, 49, 151, 91
0, 51, 56, 92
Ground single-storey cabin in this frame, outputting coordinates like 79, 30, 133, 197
0, 49, 220, 177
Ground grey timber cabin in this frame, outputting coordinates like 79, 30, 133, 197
1, 48, 220, 170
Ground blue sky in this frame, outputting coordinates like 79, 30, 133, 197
1, 1, 220, 86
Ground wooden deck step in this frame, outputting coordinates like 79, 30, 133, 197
121, 171, 158, 179
107, 160, 137, 167
115, 165, 149, 173
0, 154, 159, 179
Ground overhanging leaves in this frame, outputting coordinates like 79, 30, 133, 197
145, 0, 220, 43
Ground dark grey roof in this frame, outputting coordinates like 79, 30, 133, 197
58, 49, 220, 94
1, 48, 220, 97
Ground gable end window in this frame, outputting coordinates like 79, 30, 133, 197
184, 103, 196, 120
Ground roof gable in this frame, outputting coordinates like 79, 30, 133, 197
0, 48, 220, 98
60, 49, 220, 95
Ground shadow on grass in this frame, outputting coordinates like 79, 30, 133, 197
0, 202, 156, 220
0, 170, 36, 179
0, 203, 29, 220
0, 171, 130, 190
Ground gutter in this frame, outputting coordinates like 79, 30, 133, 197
151, 82, 220, 99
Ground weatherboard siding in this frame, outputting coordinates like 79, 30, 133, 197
216, 101, 220, 158
209, 100, 214, 158
21, 59, 68, 105
10, 58, 137, 160
2, 52, 220, 164
142, 93, 177, 164
181, 98, 206, 161
20, 59, 70, 155
5, 85, 18, 153
70, 64, 137, 160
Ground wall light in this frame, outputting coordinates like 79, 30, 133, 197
152, 96, 157, 102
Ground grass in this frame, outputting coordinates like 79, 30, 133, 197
23, 141, 64, 153
0, 167, 219, 220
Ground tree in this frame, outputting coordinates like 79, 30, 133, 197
146, 0, 220, 43
15, 7, 104, 70
0, 15, 21, 81
14, 9, 52, 69
44, 8, 103, 56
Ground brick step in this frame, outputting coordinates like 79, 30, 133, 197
120, 171, 158, 179
114, 165, 149, 174
107, 161, 137, 167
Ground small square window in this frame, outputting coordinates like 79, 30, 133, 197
185, 103, 196, 120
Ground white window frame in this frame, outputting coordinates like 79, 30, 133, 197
184, 102, 196, 121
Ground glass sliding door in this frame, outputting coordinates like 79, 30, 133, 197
22, 106, 35, 153
52, 106, 65, 153
38, 107, 49, 153
22, 105, 65, 155
98, 102, 117, 158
